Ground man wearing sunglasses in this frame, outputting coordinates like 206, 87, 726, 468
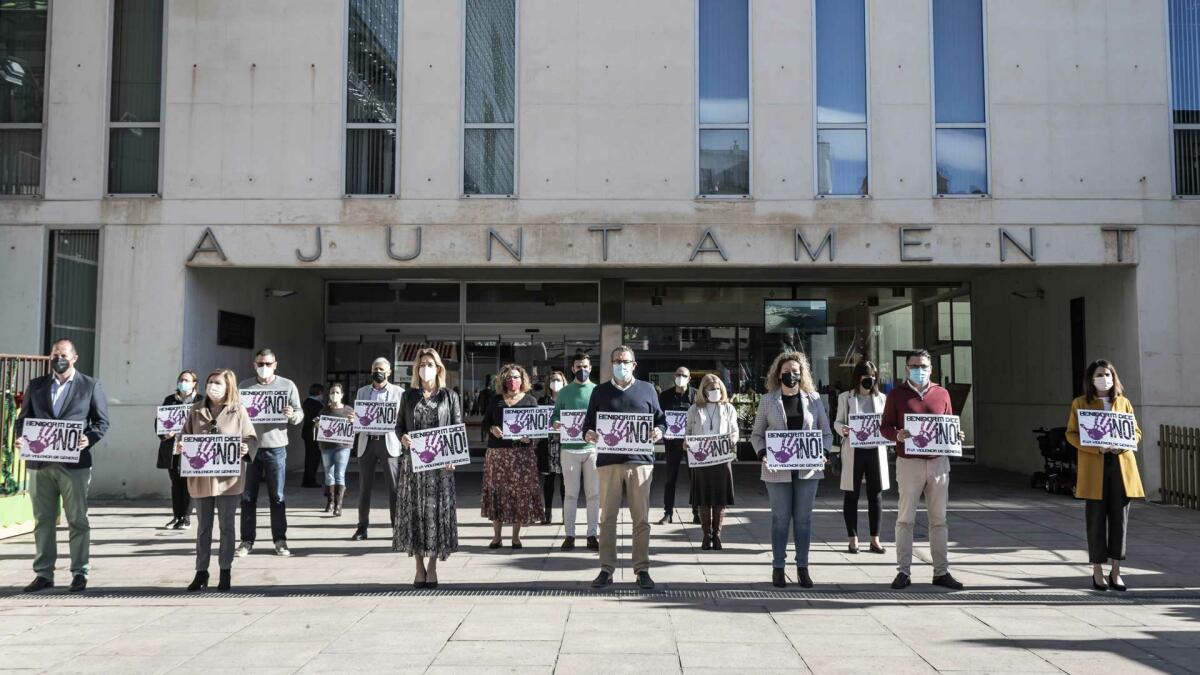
237, 348, 303, 557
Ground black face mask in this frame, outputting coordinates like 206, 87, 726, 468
860, 377, 875, 390
372, 371, 388, 384
574, 369, 590, 383
52, 357, 71, 375
780, 372, 798, 388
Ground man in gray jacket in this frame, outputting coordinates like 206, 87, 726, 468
351, 357, 404, 540
237, 348, 303, 557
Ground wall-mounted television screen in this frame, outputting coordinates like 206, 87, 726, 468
764, 299, 828, 334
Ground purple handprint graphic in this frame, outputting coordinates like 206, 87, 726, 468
184, 439, 214, 470
418, 433, 447, 464
909, 420, 939, 448
667, 415, 685, 436
26, 426, 55, 454
601, 420, 629, 447
853, 416, 880, 442
564, 422, 582, 438
356, 409, 376, 427
506, 411, 527, 435
244, 392, 265, 418
161, 416, 179, 431
1080, 416, 1115, 442
321, 424, 338, 438
691, 444, 711, 462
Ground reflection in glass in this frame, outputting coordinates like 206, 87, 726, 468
0, 129, 39, 195
815, 0, 866, 124
698, 0, 749, 124
111, 0, 163, 124
345, 128, 396, 194
699, 130, 749, 196
936, 128, 987, 195
108, 128, 159, 194
0, 2, 48, 124
816, 129, 867, 196
347, 0, 398, 124
464, 128, 515, 195
1169, 0, 1200, 125
1175, 129, 1200, 196
464, 0, 515, 125
933, 0, 986, 124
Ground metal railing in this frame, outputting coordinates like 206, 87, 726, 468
1, 355, 51, 497
1160, 424, 1200, 510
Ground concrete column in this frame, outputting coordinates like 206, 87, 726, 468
598, 278, 624, 381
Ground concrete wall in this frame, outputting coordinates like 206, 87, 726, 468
0, 227, 46, 355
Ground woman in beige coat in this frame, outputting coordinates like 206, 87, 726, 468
178, 369, 257, 592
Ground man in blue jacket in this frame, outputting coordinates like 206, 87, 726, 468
14, 339, 110, 593
583, 346, 666, 590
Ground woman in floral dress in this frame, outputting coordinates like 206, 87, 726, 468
481, 364, 544, 548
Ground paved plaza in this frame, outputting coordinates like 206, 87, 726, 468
0, 466, 1197, 674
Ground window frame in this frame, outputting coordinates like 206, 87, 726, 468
103, 0, 167, 198
811, 0, 871, 199
1168, 0, 1200, 199
928, 0, 992, 199
0, 0, 52, 199
341, 0, 403, 198
459, 0, 519, 199
695, 0, 753, 200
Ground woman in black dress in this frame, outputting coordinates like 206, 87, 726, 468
536, 371, 566, 524
685, 374, 738, 550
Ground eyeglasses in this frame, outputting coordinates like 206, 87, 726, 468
255, 361, 276, 367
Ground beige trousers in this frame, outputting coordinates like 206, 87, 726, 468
598, 463, 653, 574
894, 455, 951, 576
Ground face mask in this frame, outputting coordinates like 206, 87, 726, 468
860, 377, 875, 390
256, 366, 273, 380
418, 366, 437, 383
505, 375, 522, 392
52, 357, 70, 375
908, 367, 929, 386
206, 383, 226, 400
329, 393, 342, 404
780, 372, 799, 388
549, 380, 564, 393
574, 368, 590, 383
674, 376, 689, 388
611, 363, 633, 381
372, 370, 388, 384
705, 389, 721, 403
177, 381, 194, 395
1093, 375, 1113, 392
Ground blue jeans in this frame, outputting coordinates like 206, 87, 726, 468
765, 477, 820, 569
240, 446, 288, 544
322, 447, 351, 486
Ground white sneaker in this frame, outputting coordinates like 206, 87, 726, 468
235, 542, 253, 557
274, 541, 291, 557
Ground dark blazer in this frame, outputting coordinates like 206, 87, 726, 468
15, 371, 110, 470
397, 387, 463, 436
301, 396, 324, 437
156, 392, 203, 470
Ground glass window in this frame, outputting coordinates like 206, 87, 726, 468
816, 129, 867, 196
1170, 0, 1200, 196
463, 0, 516, 196
108, 0, 163, 195
698, 0, 749, 196
346, 0, 399, 195
815, 0, 866, 125
108, 128, 160, 195
932, 0, 987, 196
327, 282, 461, 324
466, 283, 598, 324
47, 231, 100, 374
0, 1, 47, 195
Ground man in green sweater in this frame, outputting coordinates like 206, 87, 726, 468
551, 352, 600, 552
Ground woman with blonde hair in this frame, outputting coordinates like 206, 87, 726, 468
684, 374, 738, 550
178, 369, 257, 592
481, 364, 544, 548
750, 351, 833, 588
396, 348, 463, 588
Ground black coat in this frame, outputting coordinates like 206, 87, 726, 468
397, 387, 463, 435
155, 392, 203, 470
16, 371, 110, 470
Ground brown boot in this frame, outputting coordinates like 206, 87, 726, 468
323, 487, 332, 513
332, 486, 344, 517
700, 508, 712, 550
712, 507, 724, 550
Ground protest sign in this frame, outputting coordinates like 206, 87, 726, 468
18, 419, 84, 463
317, 415, 355, 445
595, 412, 655, 454
765, 430, 826, 471
1076, 409, 1139, 452
557, 410, 587, 441
902, 414, 963, 457
502, 406, 554, 439
179, 434, 244, 477
352, 399, 400, 434
664, 410, 688, 440
846, 413, 894, 448
155, 405, 191, 435
240, 389, 290, 424
408, 424, 471, 472
684, 434, 737, 468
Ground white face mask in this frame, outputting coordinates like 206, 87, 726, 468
418, 365, 437, 383
206, 383, 226, 400
675, 375, 689, 388
329, 392, 343, 404
1093, 375, 1113, 392
549, 380, 564, 393
256, 365, 273, 380
705, 389, 721, 403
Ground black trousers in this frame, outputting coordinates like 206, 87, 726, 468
167, 464, 191, 520
357, 438, 400, 528
302, 435, 322, 486
842, 447, 882, 538
1085, 453, 1130, 564
542, 473, 564, 517
661, 441, 696, 517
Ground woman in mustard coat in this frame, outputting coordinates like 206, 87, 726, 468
1065, 359, 1143, 592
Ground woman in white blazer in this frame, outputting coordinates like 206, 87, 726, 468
833, 360, 890, 555
684, 374, 739, 551
751, 351, 833, 589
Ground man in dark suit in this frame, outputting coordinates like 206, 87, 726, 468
13, 338, 109, 593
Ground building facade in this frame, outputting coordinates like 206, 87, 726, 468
1, 0, 1197, 498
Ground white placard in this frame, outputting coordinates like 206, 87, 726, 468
664, 410, 688, 439
240, 389, 290, 424
155, 404, 191, 435
765, 430, 826, 471
1076, 409, 1139, 452
902, 414, 962, 457
19, 418, 84, 463
502, 406, 554, 439
557, 410, 587, 441
179, 434, 244, 477
317, 415, 355, 445
684, 434, 737, 468
595, 412, 656, 454
846, 413, 894, 449
408, 423, 472, 472
352, 399, 400, 434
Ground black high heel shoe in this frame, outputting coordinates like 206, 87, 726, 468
1108, 572, 1127, 592
1092, 573, 1108, 591
187, 570, 209, 592
217, 569, 231, 591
